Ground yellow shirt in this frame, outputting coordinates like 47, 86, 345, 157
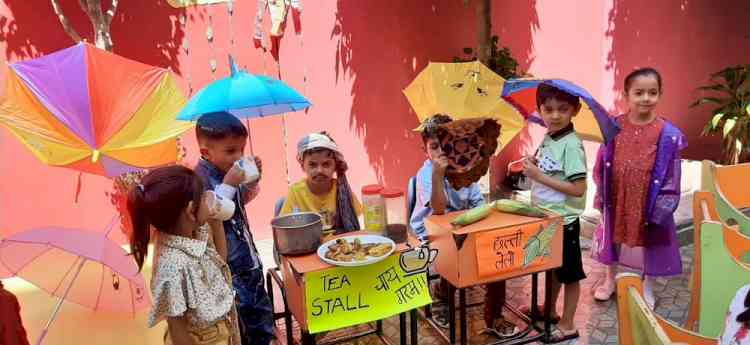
280, 180, 363, 229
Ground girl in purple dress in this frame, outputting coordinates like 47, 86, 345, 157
592, 68, 686, 308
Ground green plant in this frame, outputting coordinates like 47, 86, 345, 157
691, 65, 750, 164
454, 35, 521, 79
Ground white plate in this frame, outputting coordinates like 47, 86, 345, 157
317, 234, 396, 267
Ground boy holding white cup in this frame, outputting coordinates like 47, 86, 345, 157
193, 111, 273, 345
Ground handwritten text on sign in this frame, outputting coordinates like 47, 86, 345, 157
475, 220, 560, 277
304, 255, 432, 334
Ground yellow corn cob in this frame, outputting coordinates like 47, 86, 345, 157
450, 204, 492, 227
494, 199, 547, 218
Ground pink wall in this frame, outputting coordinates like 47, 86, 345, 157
0, 0, 748, 243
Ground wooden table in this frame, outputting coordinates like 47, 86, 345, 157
423, 210, 564, 345
279, 231, 422, 345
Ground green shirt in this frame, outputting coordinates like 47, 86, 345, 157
530, 124, 587, 225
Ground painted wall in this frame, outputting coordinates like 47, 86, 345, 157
0, 1, 747, 344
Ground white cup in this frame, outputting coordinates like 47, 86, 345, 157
235, 156, 260, 184
206, 191, 236, 221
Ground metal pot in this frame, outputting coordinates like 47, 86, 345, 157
271, 212, 323, 255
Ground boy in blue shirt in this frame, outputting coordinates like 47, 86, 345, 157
194, 111, 273, 345
410, 114, 517, 337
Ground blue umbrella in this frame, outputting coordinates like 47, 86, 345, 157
177, 56, 311, 120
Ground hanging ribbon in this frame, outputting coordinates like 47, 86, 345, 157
74, 172, 83, 203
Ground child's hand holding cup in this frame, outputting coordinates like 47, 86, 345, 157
206, 191, 236, 221
234, 156, 261, 185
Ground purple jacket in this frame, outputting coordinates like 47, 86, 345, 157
592, 117, 687, 276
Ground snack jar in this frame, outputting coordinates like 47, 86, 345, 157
362, 184, 386, 234
382, 188, 407, 243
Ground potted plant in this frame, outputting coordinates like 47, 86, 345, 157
691, 64, 750, 164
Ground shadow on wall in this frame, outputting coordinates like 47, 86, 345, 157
0, 0, 185, 73
332, 0, 537, 191
605, 0, 750, 161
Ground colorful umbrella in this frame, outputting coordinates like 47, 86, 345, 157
0, 219, 149, 345
501, 78, 619, 143
0, 42, 193, 178
177, 56, 311, 120
403, 61, 525, 146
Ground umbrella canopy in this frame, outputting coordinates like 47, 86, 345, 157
177, 56, 311, 120
0, 225, 148, 313
501, 78, 619, 143
403, 61, 525, 146
0, 42, 193, 178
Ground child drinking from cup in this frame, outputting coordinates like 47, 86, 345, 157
194, 111, 273, 345
128, 165, 241, 345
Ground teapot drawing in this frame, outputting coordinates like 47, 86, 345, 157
399, 242, 438, 276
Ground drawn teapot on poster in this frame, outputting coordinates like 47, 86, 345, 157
399, 242, 438, 277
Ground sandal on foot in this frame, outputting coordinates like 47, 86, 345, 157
594, 281, 615, 301
520, 307, 560, 325
548, 327, 579, 343
484, 318, 520, 338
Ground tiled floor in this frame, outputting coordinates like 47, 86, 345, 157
257, 239, 695, 345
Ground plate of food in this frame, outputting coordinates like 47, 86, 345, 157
317, 234, 396, 267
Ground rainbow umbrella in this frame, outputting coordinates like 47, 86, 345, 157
0, 42, 193, 178
501, 78, 619, 143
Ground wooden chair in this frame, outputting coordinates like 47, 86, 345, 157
685, 191, 750, 337
701, 160, 750, 235
616, 273, 716, 345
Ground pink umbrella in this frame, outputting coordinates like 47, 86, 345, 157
0, 219, 149, 345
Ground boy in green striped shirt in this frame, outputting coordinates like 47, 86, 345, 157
522, 82, 587, 342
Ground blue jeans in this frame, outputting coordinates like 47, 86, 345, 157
233, 268, 274, 345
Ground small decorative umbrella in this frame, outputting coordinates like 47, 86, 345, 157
177, 56, 311, 180
500, 78, 619, 143
177, 56, 311, 121
0, 42, 193, 178
403, 61, 525, 146
0, 219, 149, 345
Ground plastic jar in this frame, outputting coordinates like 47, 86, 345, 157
362, 184, 386, 233
382, 188, 407, 243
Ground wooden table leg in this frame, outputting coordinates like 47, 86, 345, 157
410, 309, 418, 345
301, 330, 315, 345
459, 288, 467, 345
448, 283, 456, 344
543, 271, 553, 342
400, 313, 407, 345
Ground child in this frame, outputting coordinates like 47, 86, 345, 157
410, 114, 516, 337
280, 132, 362, 234
128, 165, 240, 345
522, 82, 588, 342
194, 112, 273, 345
592, 68, 686, 309
0, 280, 30, 345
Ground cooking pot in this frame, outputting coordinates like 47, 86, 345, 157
271, 212, 323, 255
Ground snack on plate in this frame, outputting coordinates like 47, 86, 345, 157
324, 238, 393, 262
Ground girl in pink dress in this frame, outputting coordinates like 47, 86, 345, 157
592, 68, 686, 308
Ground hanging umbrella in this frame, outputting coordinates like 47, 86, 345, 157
0, 219, 149, 345
177, 56, 311, 182
177, 56, 311, 120
501, 78, 619, 143
0, 42, 193, 178
403, 61, 525, 146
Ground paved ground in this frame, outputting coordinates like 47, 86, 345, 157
258, 239, 695, 345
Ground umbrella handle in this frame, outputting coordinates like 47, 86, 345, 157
245, 118, 254, 156
36, 256, 87, 345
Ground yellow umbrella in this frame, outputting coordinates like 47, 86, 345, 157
403, 61, 525, 146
